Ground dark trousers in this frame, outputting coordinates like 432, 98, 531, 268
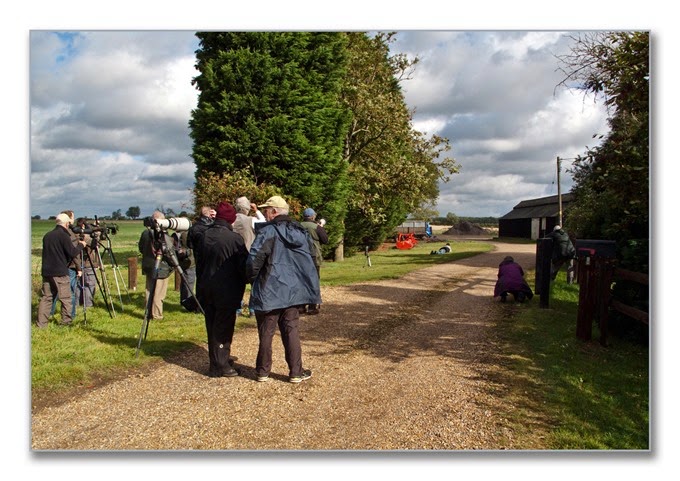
203, 300, 237, 376
180, 267, 196, 303
255, 307, 303, 378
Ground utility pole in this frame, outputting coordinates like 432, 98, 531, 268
557, 156, 563, 226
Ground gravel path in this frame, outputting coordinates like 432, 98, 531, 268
31, 239, 543, 451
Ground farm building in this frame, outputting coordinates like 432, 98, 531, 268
498, 193, 574, 239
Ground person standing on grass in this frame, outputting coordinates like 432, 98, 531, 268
299, 207, 328, 315
196, 201, 249, 378
138, 210, 172, 320
546, 225, 576, 281
36, 213, 86, 328
247, 195, 320, 383
49, 210, 80, 319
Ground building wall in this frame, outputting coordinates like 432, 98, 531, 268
498, 218, 532, 239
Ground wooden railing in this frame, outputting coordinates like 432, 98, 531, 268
575, 255, 649, 345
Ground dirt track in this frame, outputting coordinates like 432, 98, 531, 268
31, 239, 545, 451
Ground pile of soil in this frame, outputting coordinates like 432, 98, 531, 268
444, 221, 489, 236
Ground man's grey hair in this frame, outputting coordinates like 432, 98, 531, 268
271, 207, 289, 216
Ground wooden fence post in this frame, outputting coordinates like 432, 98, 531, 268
576, 253, 592, 340
128, 257, 137, 291
597, 258, 615, 346
535, 238, 552, 308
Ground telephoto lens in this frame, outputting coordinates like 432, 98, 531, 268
155, 217, 191, 232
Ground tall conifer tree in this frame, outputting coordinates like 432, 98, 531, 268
190, 32, 351, 245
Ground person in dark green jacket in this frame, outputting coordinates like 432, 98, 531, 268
299, 207, 328, 315
547, 225, 576, 280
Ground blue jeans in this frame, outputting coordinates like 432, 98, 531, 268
50, 268, 77, 318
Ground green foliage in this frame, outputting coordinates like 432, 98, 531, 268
341, 33, 459, 249
558, 32, 649, 273
189, 31, 459, 256
191, 169, 293, 216
125, 206, 141, 219
190, 32, 351, 247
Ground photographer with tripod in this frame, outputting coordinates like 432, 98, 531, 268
138, 211, 172, 320
36, 213, 87, 328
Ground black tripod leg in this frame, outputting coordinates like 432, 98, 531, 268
86, 248, 113, 318
80, 252, 87, 325
96, 247, 116, 317
136, 276, 156, 357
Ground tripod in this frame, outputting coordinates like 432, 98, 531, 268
363, 245, 372, 268
78, 243, 114, 323
135, 228, 204, 357
98, 234, 131, 311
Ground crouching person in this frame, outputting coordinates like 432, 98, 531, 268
494, 256, 534, 303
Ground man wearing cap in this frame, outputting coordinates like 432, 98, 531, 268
36, 213, 87, 327
300, 207, 328, 315
196, 201, 248, 378
247, 195, 320, 383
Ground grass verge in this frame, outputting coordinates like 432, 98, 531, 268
493, 270, 649, 449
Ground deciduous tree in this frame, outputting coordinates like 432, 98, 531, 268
557, 31, 649, 272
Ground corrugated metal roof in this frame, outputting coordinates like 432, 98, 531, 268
499, 193, 574, 220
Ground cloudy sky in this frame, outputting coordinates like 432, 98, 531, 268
28, 28, 612, 220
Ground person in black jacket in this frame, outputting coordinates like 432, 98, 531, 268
36, 213, 86, 327
187, 205, 215, 306
195, 202, 248, 378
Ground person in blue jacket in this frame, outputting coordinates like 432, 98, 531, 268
247, 195, 320, 383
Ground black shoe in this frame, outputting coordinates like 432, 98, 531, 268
209, 367, 239, 378
289, 369, 312, 383
307, 305, 320, 315
500, 294, 507, 303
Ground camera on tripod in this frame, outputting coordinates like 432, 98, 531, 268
71, 222, 118, 240
143, 216, 191, 233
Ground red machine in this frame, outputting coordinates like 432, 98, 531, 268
396, 233, 417, 250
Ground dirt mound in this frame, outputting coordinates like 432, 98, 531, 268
444, 221, 489, 236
